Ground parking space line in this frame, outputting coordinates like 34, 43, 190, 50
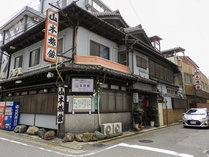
118, 143, 194, 157
0, 136, 194, 157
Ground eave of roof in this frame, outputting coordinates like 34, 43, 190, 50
149, 35, 162, 42
162, 47, 185, 54
0, 6, 45, 32
92, 10, 129, 28
1, 3, 126, 54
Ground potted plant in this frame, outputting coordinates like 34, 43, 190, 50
148, 104, 158, 127
133, 105, 144, 130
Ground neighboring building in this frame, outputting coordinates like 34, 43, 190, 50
162, 47, 209, 110
0, 0, 184, 135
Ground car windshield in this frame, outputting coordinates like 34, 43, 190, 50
186, 109, 206, 115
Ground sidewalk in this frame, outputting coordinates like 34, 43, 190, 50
0, 123, 181, 154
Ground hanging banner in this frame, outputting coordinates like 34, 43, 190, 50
44, 9, 59, 63
57, 87, 65, 124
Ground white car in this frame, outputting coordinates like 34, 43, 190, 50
183, 108, 209, 128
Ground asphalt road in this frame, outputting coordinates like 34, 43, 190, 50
0, 125, 208, 157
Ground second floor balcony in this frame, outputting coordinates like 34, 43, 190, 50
74, 55, 130, 74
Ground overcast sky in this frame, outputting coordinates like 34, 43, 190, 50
0, 0, 209, 76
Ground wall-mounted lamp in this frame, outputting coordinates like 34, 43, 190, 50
64, 85, 68, 88
47, 72, 54, 79
10, 46, 15, 50
15, 80, 23, 84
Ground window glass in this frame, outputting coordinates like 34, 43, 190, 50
14, 56, 23, 68
100, 89, 131, 112
90, 41, 109, 60
29, 48, 40, 67
136, 56, 147, 69
100, 46, 109, 59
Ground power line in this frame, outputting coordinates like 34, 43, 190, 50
128, 0, 143, 25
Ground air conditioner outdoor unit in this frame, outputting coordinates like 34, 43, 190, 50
11, 69, 17, 77
9, 69, 16, 78
16, 67, 23, 76
113, 122, 122, 134
0, 72, 7, 80
100, 123, 113, 136
33, 16, 40, 22
85, 0, 92, 7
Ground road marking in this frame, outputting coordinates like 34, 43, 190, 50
118, 143, 194, 157
0, 136, 194, 157
0, 137, 29, 146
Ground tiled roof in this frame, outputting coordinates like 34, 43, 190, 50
123, 25, 143, 32
92, 10, 129, 27
92, 10, 121, 17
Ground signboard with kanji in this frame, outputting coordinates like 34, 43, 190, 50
57, 87, 65, 124
194, 68, 201, 90
71, 78, 94, 92
72, 96, 92, 112
44, 9, 59, 63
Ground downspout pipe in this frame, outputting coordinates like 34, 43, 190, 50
72, 21, 79, 63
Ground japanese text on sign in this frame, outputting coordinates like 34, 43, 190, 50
44, 9, 59, 63
72, 78, 94, 92
72, 96, 92, 111
57, 87, 65, 124
194, 68, 201, 90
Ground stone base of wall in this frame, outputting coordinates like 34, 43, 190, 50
64, 112, 132, 133
163, 109, 185, 125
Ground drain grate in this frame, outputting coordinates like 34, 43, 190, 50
139, 139, 153, 143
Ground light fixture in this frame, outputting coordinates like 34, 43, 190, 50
15, 80, 23, 84
43, 89, 48, 93
9, 46, 15, 50
47, 72, 54, 79
8, 93, 12, 97
64, 84, 68, 88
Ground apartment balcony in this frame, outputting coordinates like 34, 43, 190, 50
74, 55, 130, 74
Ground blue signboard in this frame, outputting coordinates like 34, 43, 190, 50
3, 101, 20, 131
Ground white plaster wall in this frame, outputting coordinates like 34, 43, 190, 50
77, 27, 118, 62
157, 84, 167, 95
64, 112, 131, 133
9, 27, 73, 73
163, 97, 172, 109
133, 51, 149, 78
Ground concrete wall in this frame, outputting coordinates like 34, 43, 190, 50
77, 27, 118, 63
163, 109, 185, 125
9, 27, 73, 73
64, 112, 131, 133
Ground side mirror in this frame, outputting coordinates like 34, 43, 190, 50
207, 112, 209, 116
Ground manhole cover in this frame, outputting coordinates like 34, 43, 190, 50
139, 140, 153, 143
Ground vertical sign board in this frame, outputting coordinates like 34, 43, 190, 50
57, 87, 65, 124
0, 101, 6, 129
44, 9, 59, 63
194, 69, 201, 90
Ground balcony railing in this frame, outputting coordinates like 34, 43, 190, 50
74, 55, 130, 74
